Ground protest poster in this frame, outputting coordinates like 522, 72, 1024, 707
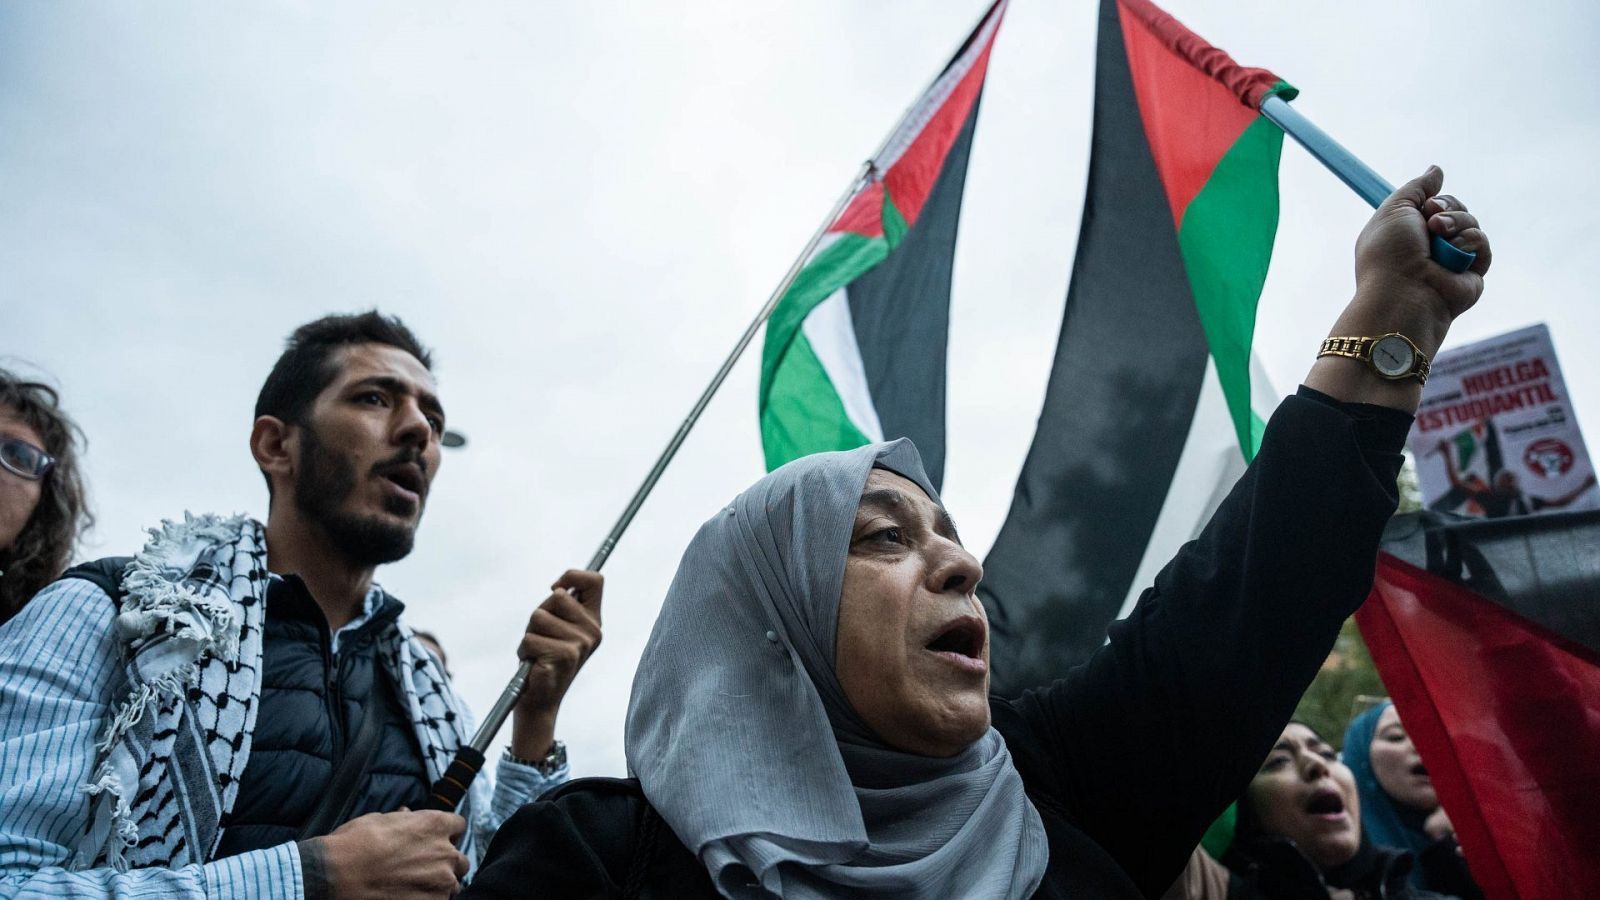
1409, 323, 1597, 518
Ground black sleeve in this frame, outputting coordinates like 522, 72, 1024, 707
992, 387, 1410, 898
1418, 838, 1484, 900
461, 790, 634, 899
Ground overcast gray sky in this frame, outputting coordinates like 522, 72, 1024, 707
3, 1, 1596, 777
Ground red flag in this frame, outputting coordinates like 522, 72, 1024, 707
1358, 551, 1600, 900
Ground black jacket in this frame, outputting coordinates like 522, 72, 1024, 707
1223, 836, 1456, 900
465, 389, 1411, 899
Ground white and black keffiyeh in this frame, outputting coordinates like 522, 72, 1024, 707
74, 513, 474, 871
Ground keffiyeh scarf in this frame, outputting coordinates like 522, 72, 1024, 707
74, 513, 475, 870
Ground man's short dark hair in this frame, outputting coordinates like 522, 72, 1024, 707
254, 311, 433, 495
255, 311, 433, 426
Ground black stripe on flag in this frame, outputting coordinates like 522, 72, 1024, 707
978, 0, 1211, 696
845, 99, 982, 491
1379, 509, 1600, 656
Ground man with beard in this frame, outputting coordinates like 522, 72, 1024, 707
0, 312, 602, 899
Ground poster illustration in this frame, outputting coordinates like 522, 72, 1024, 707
1409, 323, 1597, 518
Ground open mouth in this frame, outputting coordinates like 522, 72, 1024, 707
1303, 787, 1347, 819
1410, 762, 1429, 777
377, 462, 426, 501
925, 615, 986, 673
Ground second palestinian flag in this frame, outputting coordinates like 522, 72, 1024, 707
758, 1, 1007, 490
1359, 510, 1600, 900
981, 0, 1296, 693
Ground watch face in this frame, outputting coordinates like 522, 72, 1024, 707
1371, 335, 1415, 378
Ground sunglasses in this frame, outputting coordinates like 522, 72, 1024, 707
0, 437, 54, 481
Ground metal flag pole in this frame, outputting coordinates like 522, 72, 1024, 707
1259, 94, 1476, 273
422, 0, 1008, 814
420, 162, 870, 811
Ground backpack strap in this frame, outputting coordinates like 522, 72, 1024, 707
60, 556, 135, 607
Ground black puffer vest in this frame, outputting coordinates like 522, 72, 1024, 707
211, 574, 432, 857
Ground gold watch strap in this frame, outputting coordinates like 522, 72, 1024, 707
1318, 334, 1432, 385
1318, 335, 1374, 361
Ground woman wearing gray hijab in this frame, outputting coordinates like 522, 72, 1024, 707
464, 171, 1490, 899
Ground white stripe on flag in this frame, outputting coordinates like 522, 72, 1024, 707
1250, 354, 1277, 420
1113, 357, 1278, 622
802, 289, 885, 443
803, 231, 846, 267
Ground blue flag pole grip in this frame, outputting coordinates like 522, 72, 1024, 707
1259, 95, 1475, 274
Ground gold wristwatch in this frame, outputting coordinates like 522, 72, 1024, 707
1318, 333, 1431, 385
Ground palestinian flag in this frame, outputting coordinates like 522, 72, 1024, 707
758, 0, 1007, 490
1450, 421, 1487, 472
1358, 510, 1600, 900
1428, 418, 1497, 515
980, 0, 1296, 694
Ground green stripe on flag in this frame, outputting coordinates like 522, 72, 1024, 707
759, 185, 917, 470
1453, 428, 1478, 469
1176, 106, 1288, 462
759, 232, 886, 412
882, 190, 910, 248
760, 331, 873, 470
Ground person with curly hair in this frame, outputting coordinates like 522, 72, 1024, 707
0, 368, 91, 626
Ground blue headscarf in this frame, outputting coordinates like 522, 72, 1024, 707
1341, 702, 1431, 882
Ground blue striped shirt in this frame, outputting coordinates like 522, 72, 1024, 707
0, 577, 560, 898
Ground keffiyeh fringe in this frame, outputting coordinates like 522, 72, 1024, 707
78, 513, 262, 870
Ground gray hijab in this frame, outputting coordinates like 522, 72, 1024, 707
625, 439, 1048, 899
